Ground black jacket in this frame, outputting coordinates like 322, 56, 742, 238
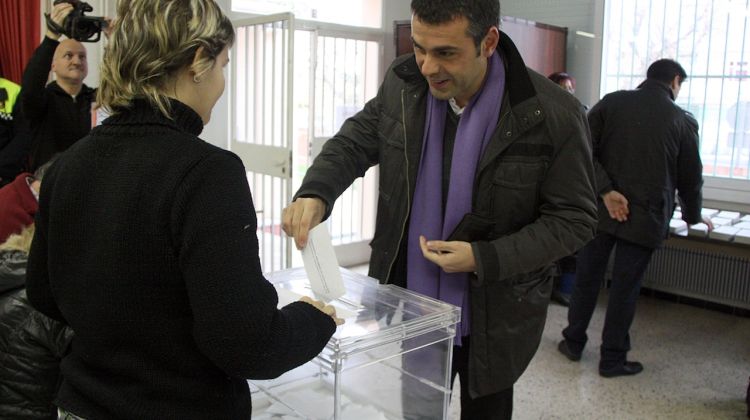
19, 37, 95, 171
295, 32, 597, 396
588, 79, 704, 248
0, 250, 73, 420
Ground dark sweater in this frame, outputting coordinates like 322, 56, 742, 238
19, 37, 96, 171
25, 99, 336, 419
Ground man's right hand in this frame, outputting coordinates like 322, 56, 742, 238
46, 2, 74, 40
281, 197, 326, 249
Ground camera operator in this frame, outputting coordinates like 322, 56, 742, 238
17, 1, 107, 171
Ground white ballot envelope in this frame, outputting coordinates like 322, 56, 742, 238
301, 223, 346, 301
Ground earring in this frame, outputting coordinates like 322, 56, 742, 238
193, 75, 201, 83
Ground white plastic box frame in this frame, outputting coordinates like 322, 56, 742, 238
250, 267, 461, 420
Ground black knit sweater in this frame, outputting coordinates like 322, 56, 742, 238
25, 99, 336, 419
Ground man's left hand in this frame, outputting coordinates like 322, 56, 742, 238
419, 235, 477, 273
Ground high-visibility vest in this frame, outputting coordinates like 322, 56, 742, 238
0, 77, 21, 118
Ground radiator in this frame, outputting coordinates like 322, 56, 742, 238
642, 240, 750, 310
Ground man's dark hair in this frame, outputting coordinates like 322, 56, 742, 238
647, 59, 688, 85
411, 0, 500, 50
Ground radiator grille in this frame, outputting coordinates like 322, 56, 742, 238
643, 244, 750, 310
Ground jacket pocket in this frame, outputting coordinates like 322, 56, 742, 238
492, 159, 547, 189
489, 158, 548, 232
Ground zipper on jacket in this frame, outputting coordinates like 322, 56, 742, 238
383, 88, 412, 285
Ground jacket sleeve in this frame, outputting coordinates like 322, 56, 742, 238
0, 250, 28, 292
587, 98, 614, 195
173, 151, 336, 380
26, 163, 66, 322
675, 112, 704, 224
20, 37, 59, 121
293, 85, 384, 220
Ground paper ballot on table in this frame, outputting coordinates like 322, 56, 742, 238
301, 224, 345, 300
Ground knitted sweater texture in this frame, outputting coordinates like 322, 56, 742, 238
25, 99, 335, 419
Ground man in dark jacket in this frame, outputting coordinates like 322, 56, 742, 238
558, 59, 711, 378
282, 0, 597, 417
17, 2, 96, 172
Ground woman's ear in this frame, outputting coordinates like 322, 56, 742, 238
190, 46, 208, 82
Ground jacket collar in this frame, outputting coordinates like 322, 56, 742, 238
391, 30, 546, 178
103, 98, 204, 136
48, 80, 95, 99
637, 79, 676, 101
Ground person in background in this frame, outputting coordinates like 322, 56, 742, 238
0, 224, 74, 420
547, 71, 581, 307
0, 157, 55, 244
548, 71, 576, 94
25, 1, 341, 419
17, 2, 96, 172
0, 74, 22, 186
558, 59, 712, 378
282, 0, 597, 417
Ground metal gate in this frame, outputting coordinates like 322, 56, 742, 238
231, 15, 381, 272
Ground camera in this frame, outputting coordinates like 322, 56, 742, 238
45, 0, 108, 43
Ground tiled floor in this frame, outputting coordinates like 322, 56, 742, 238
447, 291, 750, 419
347, 264, 750, 419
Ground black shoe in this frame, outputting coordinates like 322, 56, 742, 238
599, 361, 644, 378
551, 290, 570, 306
557, 340, 581, 361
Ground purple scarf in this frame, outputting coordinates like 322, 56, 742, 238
406, 52, 505, 344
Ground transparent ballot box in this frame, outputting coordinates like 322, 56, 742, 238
250, 267, 461, 420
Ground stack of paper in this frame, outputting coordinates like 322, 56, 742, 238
708, 225, 740, 241
717, 211, 741, 224
669, 219, 687, 233
688, 223, 709, 237
701, 208, 719, 218
734, 229, 750, 245
709, 217, 733, 228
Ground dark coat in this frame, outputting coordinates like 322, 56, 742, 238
0, 250, 73, 420
588, 79, 704, 248
295, 32, 597, 396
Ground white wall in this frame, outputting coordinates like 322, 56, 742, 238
381, 0, 412, 66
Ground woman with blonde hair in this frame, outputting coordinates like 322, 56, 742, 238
26, 1, 340, 419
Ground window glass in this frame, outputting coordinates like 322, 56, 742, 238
232, 0, 383, 28
602, 0, 750, 179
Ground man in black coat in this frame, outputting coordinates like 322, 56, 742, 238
558, 59, 712, 377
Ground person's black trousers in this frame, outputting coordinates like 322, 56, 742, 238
562, 232, 654, 369
402, 335, 513, 420
452, 336, 513, 420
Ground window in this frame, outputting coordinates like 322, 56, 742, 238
232, 0, 382, 28
602, 0, 750, 180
